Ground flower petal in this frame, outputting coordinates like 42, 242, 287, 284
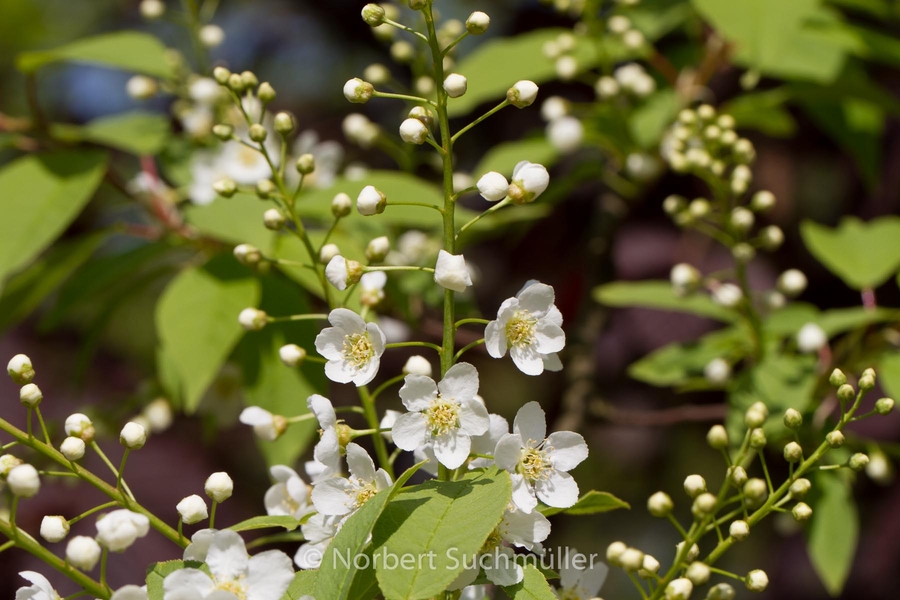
438, 362, 479, 401
311, 478, 355, 516
163, 569, 214, 599
484, 321, 506, 359
399, 375, 438, 412
324, 359, 357, 384
509, 473, 538, 513
433, 430, 471, 469
205, 530, 249, 581
510, 344, 545, 376
493, 433, 524, 471
541, 353, 563, 372
239, 407, 273, 428
533, 320, 565, 354
270, 465, 299, 484
546, 431, 589, 471
307, 395, 336, 428
513, 401, 546, 445
535, 470, 579, 509
458, 399, 490, 437
346, 443, 376, 482
314, 327, 346, 361
516, 282, 554, 318
484, 547, 523, 586
247, 550, 295, 600
328, 308, 367, 335
391, 412, 428, 451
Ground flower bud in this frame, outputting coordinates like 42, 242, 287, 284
66, 536, 102, 571
234, 244, 262, 267
750, 191, 775, 211
361, 3, 385, 25
279, 344, 307, 368
212, 124, 234, 141
366, 236, 390, 262
783, 408, 802, 430
837, 384, 855, 403
199, 24, 224, 48
296, 153, 316, 175
41, 515, 70, 543
258, 82, 276, 103
399, 118, 429, 144
319, 243, 341, 265
408, 0, 426, 9
434, 250, 472, 293
325, 256, 363, 291
849, 453, 869, 472
391, 41, 415, 63
859, 372, 876, 391
876, 397, 895, 415
641, 554, 661, 575
706, 425, 729, 450
326, 193, 351, 220
790, 478, 811, 499
8, 464, 40, 497
707, 583, 736, 600
670, 263, 700, 295
745, 405, 767, 428
712, 283, 742, 308
507, 80, 539, 108
606, 541, 627, 565
729, 465, 748, 487
826, 430, 844, 447
256, 179, 275, 199
692, 493, 717, 518
238, 308, 268, 331
65, 413, 95, 442
7, 354, 35, 385
205, 472, 234, 503
213, 178, 237, 198
213, 66, 231, 85
746, 569, 768, 592
730, 207, 754, 232
665, 578, 693, 600
263, 208, 286, 230
19, 383, 43, 408
226, 73, 244, 93
176, 494, 209, 524
749, 428, 767, 449
684, 474, 706, 498
344, 78, 374, 103
466, 11, 490, 34
704, 359, 731, 384
396, 356, 432, 379
60, 437, 86, 461
792, 502, 812, 522
508, 161, 550, 204
126, 75, 158, 100
829, 368, 847, 387
475, 172, 509, 202
729, 520, 750, 541
443, 73, 468, 98
357, 186, 387, 216
648, 491, 673, 517
732, 243, 756, 264
759, 225, 784, 251
743, 478, 767, 503
273, 112, 294, 135
120, 422, 147, 450
686, 562, 710, 586
248, 124, 268, 143
783, 441, 802, 463
142, 399, 173, 434
140, 0, 165, 19
676, 541, 700, 562
238, 71, 258, 89
619, 547, 645, 571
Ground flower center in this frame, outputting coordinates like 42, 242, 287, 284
519, 446, 551, 482
426, 397, 460, 436
354, 481, 378, 507
215, 578, 247, 600
480, 527, 504, 553
559, 587, 586, 600
342, 333, 374, 368
506, 310, 537, 347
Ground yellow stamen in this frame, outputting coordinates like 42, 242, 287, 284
342, 333, 374, 368
506, 310, 537, 347
426, 397, 460, 436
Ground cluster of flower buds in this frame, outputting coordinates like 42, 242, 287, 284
606, 14, 645, 50
663, 105, 756, 184
542, 32, 580, 81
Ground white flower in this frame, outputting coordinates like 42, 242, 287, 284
189, 78, 221, 105
380, 410, 402, 443
476, 172, 509, 202
295, 513, 342, 569
797, 323, 827, 353
325, 256, 363, 290
239, 406, 285, 441
392, 362, 490, 469
16, 572, 60, 600
176, 495, 208, 525
126, 75, 157, 100
403, 355, 433, 377
265, 465, 316, 518
711, 283, 743, 308
444, 73, 468, 98
40, 516, 70, 543
507, 80, 539, 108
96, 510, 150, 552
546, 117, 583, 153
485, 282, 565, 376
205, 472, 234, 503
556, 548, 609, 599
704, 358, 731, 384
357, 185, 386, 216
312, 443, 392, 516
495, 401, 588, 513
60, 437, 85, 461
163, 529, 294, 600
8, 464, 40, 497
434, 250, 473, 293
119, 422, 147, 450
315, 309, 386, 386
508, 161, 550, 204
66, 536, 102, 571
399, 118, 429, 144
198, 24, 224, 48
293, 130, 344, 189
111, 585, 148, 600
307, 394, 344, 475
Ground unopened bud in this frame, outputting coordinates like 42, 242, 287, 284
507, 80, 539, 108
466, 11, 490, 34
343, 78, 374, 104
686, 562, 710, 586
248, 124, 267, 143
120, 422, 147, 450
665, 578, 693, 600
205, 472, 234, 503
19, 383, 43, 408
65, 414, 95, 443
361, 3, 386, 26
256, 179, 275, 199
743, 478, 767, 503
729, 520, 749, 541
213, 179, 237, 198
684, 474, 706, 498
648, 491, 673, 517
783, 441, 802, 463
238, 308, 268, 331
876, 397, 894, 415
274, 112, 294, 135
707, 583, 736, 600
366, 236, 390, 262
729, 465, 748, 487
279, 344, 307, 367
849, 453, 869, 472
331, 193, 352, 218
790, 478, 811, 499
7, 354, 35, 385
792, 502, 812, 522
829, 368, 847, 387
41, 515, 70, 543
263, 209, 286, 230
750, 191, 775, 212
826, 430, 844, 448
783, 408, 802, 430
606, 541, 627, 565
60, 437, 86, 461
749, 428, 767, 449
212, 124, 234, 141
692, 493, 717, 518
746, 570, 768, 592
619, 547, 645, 572
837, 384, 855, 403
234, 244, 262, 266
296, 154, 315, 175
258, 82, 276, 103
213, 66, 231, 85
706, 424, 729, 450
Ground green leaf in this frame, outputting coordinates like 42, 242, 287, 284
593, 281, 737, 322
629, 89, 681, 149
540, 490, 630, 517
0, 232, 106, 332
800, 217, 900, 289
146, 560, 206, 600
474, 138, 560, 179
691, 0, 847, 83
807, 474, 858, 596
229, 515, 300, 532
53, 111, 171, 156
155, 255, 260, 413
765, 303, 899, 337
17, 31, 173, 77
722, 88, 797, 137
237, 275, 324, 466
0, 150, 108, 289
628, 328, 748, 387
825, 0, 893, 19
502, 564, 559, 600
372, 468, 512, 600
878, 351, 900, 401
283, 570, 318, 600
315, 461, 425, 600
184, 194, 275, 250
802, 99, 883, 187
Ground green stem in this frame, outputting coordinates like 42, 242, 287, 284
68, 502, 119, 526
442, 31, 470, 57
455, 318, 489, 328
456, 197, 512, 239
100, 548, 109, 590
454, 338, 485, 361
35, 407, 52, 445
385, 341, 443, 353
451, 100, 509, 144
116, 449, 130, 494
371, 374, 406, 402
365, 265, 435, 273
380, 18, 430, 43
268, 313, 329, 323
91, 443, 135, 503
359, 386, 394, 480
386, 200, 443, 212
372, 90, 434, 105
209, 501, 218, 530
